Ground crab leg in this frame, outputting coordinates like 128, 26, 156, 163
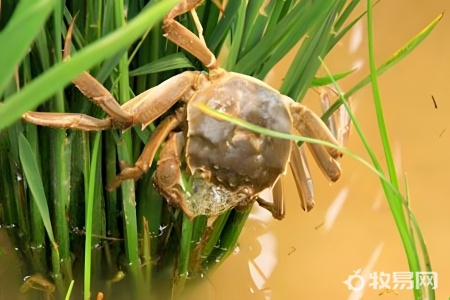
72, 72, 133, 128
318, 87, 352, 147
257, 178, 285, 220
154, 132, 195, 220
106, 115, 180, 191
22, 112, 113, 130
290, 102, 342, 159
163, 0, 217, 69
22, 70, 133, 130
288, 101, 341, 182
121, 71, 199, 129
290, 143, 315, 211
23, 14, 133, 130
22, 71, 197, 131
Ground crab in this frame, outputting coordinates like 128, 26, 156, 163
19, 274, 55, 295
22, 0, 342, 220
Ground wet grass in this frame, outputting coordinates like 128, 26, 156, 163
0, 1, 440, 299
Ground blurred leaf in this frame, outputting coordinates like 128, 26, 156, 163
0, 0, 54, 94
18, 133, 56, 244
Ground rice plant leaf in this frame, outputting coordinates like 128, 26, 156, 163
65, 280, 75, 300
225, 0, 246, 70
311, 68, 356, 86
207, 208, 252, 266
207, 0, 242, 54
265, 0, 287, 33
96, 50, 127, 84
235, 1, 309, 75
172, 214, 194, 297
239, 0, 275, 59
129, 53, 194, 76
0, 0, 54, 94
84, 132, 102, 300
365, 1, 422, 297
237, 1, 333, 77
18, 133, 55, 245
329, 6, 366, 52
200, 1, 221, 45
334, 0, 361, 31
0, 0, 178, 131
280, 3, 338, 100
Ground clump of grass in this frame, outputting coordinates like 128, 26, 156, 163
0, 1, 441, 299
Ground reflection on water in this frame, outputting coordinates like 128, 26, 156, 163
323, 187, 348, 232
346, 243, 384, 300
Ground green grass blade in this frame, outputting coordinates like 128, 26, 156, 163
201, 211, 232, 259
24, 125, 45, 249
207, 1, 241, 54
366, 2, 421, 297
334, 0, 361, 31
200, 0, 221, 47
235, 1, 313, 75
65, 280, 75, 300
0, 0, 53, 94
129, 53, 194, 76
172, 214, 194, 298
84, 132, 101, 300
51, 2, 73, 286
225, 0, 246, 70
311, 69, 356, 86
0, 0, 178, 130
113, 1, 145, 296
404, 177, 435, 299
329, 6, 366, 52
265, 1, 287, 33
366, 2, 397, 189
105, 132, 120, 237
239, 0, 265, 57
18, 133, 56, 245
279, 3, 337, 100
207, 207, 253, 269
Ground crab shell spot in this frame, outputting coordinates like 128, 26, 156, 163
186, 75, 292, 194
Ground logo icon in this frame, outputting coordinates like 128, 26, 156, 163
342, 269, 365, 291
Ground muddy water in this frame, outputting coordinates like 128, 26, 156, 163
183, 1, 450, 299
